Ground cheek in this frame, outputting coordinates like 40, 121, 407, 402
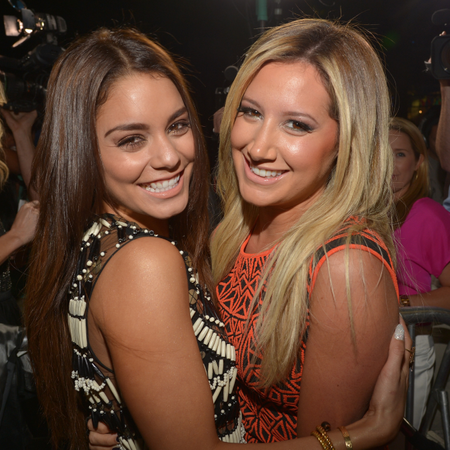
230, 118, 250, 150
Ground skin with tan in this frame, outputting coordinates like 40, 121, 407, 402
87, 66, 408, 450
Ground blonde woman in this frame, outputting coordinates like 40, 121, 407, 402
212, 18, 399, 441
390, 117, 450, 428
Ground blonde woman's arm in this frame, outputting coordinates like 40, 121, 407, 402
297, 248, 399, 437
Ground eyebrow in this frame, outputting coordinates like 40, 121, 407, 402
103, 106, 188, 138
104, 123, 148, 138
241, 96, 318, 124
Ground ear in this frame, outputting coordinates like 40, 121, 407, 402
415, 153, 424, 171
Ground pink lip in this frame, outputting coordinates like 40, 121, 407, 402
242, 155, 287, 185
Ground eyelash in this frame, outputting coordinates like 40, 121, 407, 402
237, 106, 261, 118
238, 105, 313, 133
116, 120, 191, 149
117, 135, 144, 150
168, 120, 191, 135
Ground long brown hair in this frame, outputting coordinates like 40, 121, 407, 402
390, 117, 429, 229
25, 28, 211, 448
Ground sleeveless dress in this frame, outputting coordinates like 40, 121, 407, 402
217, 218, 398, 443
68, 214, 244, 449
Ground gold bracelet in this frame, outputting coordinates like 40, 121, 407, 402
317, 425, 335, 450
312, 430, 331, 450
338, 426, 353, 450
400, 295, 411, 307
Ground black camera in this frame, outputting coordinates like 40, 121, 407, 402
430, 9, 450, 80
0, 0, 66, 112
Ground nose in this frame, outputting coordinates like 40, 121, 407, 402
246, 120, 277, 163
149, 133, 181, 170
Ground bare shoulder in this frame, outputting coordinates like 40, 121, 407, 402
103, 236, 187, 287
311, 246, 398, 336
91, 236, 190, 332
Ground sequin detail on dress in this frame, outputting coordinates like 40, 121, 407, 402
68, 215, 244, 449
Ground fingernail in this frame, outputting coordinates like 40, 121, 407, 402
394, 323, 405, 341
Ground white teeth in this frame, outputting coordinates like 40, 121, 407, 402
143, 174, 180, 193
250, 166, 283, 178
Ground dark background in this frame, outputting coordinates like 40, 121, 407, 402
0, 0, 446, 156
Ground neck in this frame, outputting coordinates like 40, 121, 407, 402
102, 203, 170, 236
247, 201, 313, 253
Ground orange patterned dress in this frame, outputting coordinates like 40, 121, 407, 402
216, 219, 398, 443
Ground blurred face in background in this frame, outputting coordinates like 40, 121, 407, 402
389, 129, 423, 201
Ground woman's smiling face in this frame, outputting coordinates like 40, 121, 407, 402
231, 61, 339, 218
96, 72, 195, 230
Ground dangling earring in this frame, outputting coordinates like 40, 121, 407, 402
413, 171, 418, 182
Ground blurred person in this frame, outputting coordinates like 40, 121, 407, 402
0, 84, 39, 326
420, 106, 448, 203
390, 116, 450, 428
24, 25, 411, 450
1, 108, 39, 201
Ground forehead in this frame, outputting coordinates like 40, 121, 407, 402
389, 129, 413, 150
96, 73, 184, 123
244, 61, 331, 114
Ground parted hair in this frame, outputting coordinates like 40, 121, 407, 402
211, 18, 394, 386
25, 28, 211, 449
0, 83, 9, 190
390, 117, 429, 228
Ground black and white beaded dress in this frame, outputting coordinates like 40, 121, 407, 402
68, 214, 244, 449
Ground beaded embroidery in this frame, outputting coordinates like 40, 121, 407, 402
68, 215, 244, 449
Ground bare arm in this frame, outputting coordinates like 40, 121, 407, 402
409, 261, 450, 308
297, 249, 399, 435
1, 109, 38, 199
436, 80, 450, 172
0, 200, 39, 265
88, 240, 405, 450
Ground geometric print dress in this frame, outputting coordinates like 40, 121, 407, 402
217, 217, 398, 443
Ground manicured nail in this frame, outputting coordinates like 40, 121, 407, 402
394, 324, 405, 341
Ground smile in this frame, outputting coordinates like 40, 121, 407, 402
249, 163, 284, 178
140, 174, 181, 193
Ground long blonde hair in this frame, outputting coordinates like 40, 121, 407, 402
211, 18, 394, 386
390, 117, 429, 228
0, 83, 9, 190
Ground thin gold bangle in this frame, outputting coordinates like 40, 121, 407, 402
317, 425, 335, 450
312, 430, 331, 450
338, 426, 353, 450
